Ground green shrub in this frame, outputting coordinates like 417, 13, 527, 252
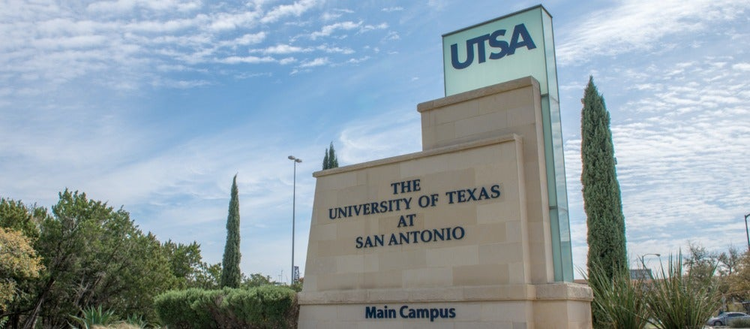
154, 286, 298, 329
153, 288, 223, 329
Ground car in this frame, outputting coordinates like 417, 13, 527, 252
707, 312, 750, 326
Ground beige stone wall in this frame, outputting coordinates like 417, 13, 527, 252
299, 77, 591, 328
304, 136, 527, 293
419, 77, 553, 284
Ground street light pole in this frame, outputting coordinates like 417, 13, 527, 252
288, 155, 302, 284
640, 253, 660, 280
744, 213, 750, 252
640, 253, 660, 269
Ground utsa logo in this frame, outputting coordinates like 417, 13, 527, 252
450, 23, 536, 69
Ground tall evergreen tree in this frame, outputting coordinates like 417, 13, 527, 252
581, 77, 628, 328
220, 175, 242, 288
322, 142, 339, 170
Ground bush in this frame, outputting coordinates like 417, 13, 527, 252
154, 286, 298, 329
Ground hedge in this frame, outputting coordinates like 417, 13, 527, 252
154, 286, 298, 329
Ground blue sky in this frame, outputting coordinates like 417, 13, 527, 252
1, 0, 748, 282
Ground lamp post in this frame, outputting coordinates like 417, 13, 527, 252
640, 253, 660, 269
744, 213, 750, 252
640, 253, 660, 280
288, 155, 302, 284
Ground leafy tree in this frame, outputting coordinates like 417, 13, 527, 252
581, 77, 628, 327
322, 142, 339, 170
717, 245, 741, 277
0, 198, 43, 240
242, 273, 276, 288
18, 190, 175, 327
684, 242, 718, 286
163, 240, 204, 289
193, 262, 222, 290
221, 175, 242, 288
729, 250, 750, 302
714, 245, 742, 311
0, 199, 45, 326
0, 227, 43, 311
0, 191, 217, 327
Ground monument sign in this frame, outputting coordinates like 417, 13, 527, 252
298, 5, 591, 328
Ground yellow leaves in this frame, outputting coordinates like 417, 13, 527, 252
0, 226, 44, 310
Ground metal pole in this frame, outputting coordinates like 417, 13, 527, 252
288, 155, 301, 284
292, 160, 296, 284
640, 253, 660, 278
744, 214, 750, 252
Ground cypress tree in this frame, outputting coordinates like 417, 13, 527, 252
328, 142, 339, 168
581, 77, 627, 327
322, 142, 339, 170
220, 174, 241, 288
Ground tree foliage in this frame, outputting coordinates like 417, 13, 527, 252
0, 198, 43, 240
0, 190, 218, 328
12, 190, 178, 327
684, 242, 718, 287
220, 175, 242, 289
241, 273, 276, 289
726, 248, 750, 303
322, 142, 339, 170
581, 77, 628, 327
0, 188, 263, 327
0, 227, 43, 311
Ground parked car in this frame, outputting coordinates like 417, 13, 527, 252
707, 312, 750, 326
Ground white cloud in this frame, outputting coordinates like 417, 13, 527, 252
338, 110, 421, 165
345, 56, 370, 64
316, 45, 354, 54
217, 56, 276, 64
383, 31, 400, 41
557, 0, 750, 65
382, 7, 403, 12
321, 12, 342, 21
87, 0, 203, 14
360, 23, 388, 32
261, 0, 318, 24
309, 21, 361, 40
299, 57, 329, 68
253, 44, 311, 55
279, 57, 297, 65
218, 32, 267, 48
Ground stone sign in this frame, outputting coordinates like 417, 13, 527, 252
298, 77, 592, 328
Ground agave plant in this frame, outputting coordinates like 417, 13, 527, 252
585, 262, 650, 329
645, 253, 721, 329
123, 314, 148, 329
69, 305, 119, 329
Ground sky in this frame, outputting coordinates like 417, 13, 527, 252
1, 0, 748, 283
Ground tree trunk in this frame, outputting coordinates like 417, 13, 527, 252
22, 277, 55, 329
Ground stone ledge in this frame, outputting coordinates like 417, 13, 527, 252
535, 282, 593, 301
417, 76, 540, 113
298, 283, 592, 305
313, 133, 521, 177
